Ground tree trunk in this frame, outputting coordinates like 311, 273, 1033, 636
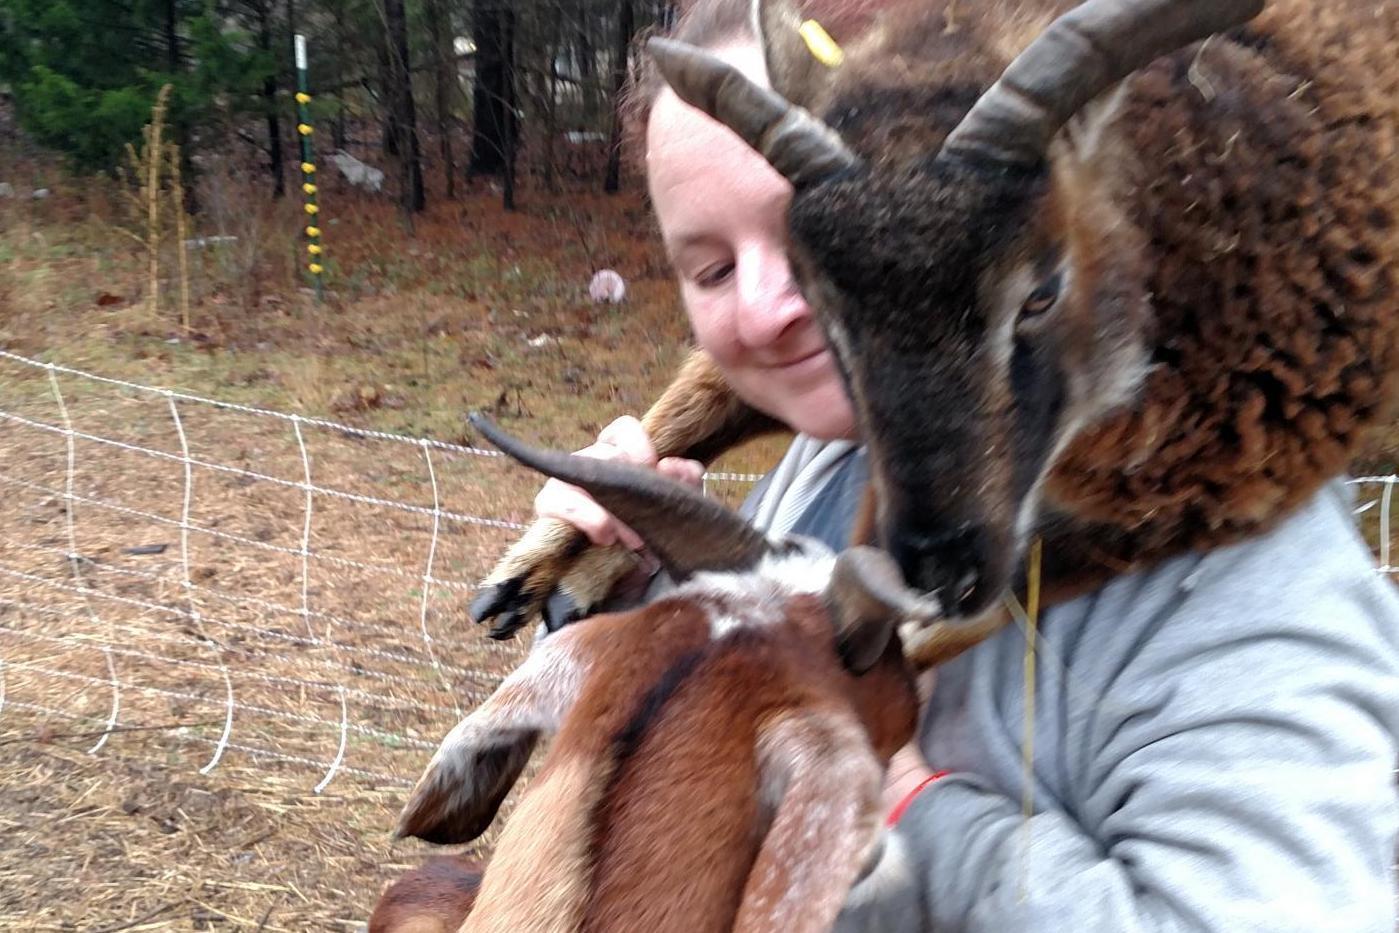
333, 25, 347, 150
165, 0, 179, 71
604, 0, 635, 194
426, 0, 457, 198
466, 1, 517, 178
540, 4, 560, 192
257, 2, 285, 198
386, 0, 426, 213
501, 6, 517, 210
265, 79, 286, 198
379, 27, 399, 156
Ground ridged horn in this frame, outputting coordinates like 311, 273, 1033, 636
470, 414, 771, 581
646, 36, 861, 189
941, 0, 1266, 166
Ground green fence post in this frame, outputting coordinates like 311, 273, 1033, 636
295, 34, 324, 303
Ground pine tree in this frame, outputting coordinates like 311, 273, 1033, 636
0, 0, 272, 173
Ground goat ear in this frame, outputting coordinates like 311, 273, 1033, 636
396, 629, 588, 843
396, 720, 540, 845
740, 711, 885, 930
754, 0, 833, 109
825, 547, 941, 673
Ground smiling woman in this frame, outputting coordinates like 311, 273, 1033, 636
644, 38, 855, 441
524, 0, 885, 564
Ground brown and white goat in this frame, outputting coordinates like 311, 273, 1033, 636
375, 415, 924, 933
470, 0, 1399, 666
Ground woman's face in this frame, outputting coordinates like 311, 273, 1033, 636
645, 42, 856, 441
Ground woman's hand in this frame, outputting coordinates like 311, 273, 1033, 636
533, 415, 705, 550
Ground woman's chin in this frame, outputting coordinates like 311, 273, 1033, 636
728, 355, 856, 440
771, 383, 857, 440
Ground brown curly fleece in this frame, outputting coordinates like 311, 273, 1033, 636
1046, 0, 1399, 577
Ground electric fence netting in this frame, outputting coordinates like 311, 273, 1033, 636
1, 347, 1394, 798
0, 348, 764, 796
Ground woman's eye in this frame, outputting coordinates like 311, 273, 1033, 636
695, 262, 735, 289
1021, 272, 1061, 319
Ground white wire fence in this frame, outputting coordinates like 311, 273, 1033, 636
1, 348, 1395, 799
0, 349, 760, 794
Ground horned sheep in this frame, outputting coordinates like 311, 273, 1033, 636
372, 415, 923, 932
469, 0, 1399, 666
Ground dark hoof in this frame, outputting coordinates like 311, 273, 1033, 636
487, 611, 531, 640
469, 577, 523, 625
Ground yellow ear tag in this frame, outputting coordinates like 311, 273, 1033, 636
799, 19, 844, 67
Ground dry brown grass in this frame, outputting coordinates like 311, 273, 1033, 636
0, 158, 784, 930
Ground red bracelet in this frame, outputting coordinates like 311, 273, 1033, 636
885, 770, 950, 827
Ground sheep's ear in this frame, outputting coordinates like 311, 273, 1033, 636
754, 0, 835, 108
395, 629, 588, 844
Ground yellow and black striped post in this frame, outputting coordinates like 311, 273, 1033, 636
295, 34, 324, 302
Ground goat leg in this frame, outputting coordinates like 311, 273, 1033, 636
470, 349, 780, 637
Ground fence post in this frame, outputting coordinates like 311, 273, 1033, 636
295, 34, 324, 303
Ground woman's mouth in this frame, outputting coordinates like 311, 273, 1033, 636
775, 348, 827, 372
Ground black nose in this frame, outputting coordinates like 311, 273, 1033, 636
887, 520, 997, 616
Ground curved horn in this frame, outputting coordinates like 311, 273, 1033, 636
646, 37, 861, 189
470, 414, 771, 581
941, 0, 1266, 166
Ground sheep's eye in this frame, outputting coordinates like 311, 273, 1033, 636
1021, 273, 1061, 319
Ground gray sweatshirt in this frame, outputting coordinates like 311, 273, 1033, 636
739, 439, 1399, 933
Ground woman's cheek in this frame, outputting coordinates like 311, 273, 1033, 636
683, 290, 740, 366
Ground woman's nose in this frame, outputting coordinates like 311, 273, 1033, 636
733, 247, 810, 350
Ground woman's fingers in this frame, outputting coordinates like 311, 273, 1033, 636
656, 456, 706, 487
595, 415, 657, 464
533, 416, 660, 550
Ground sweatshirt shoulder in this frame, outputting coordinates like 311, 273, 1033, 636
1029, 480, 1399, 719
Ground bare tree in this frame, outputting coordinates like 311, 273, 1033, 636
466, 0, 517, 179
384, 0, 425, 213
425, 0, 457, 198
501, 4, 518, 210
604, 0, 635, 193
258, 0, 286, 198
